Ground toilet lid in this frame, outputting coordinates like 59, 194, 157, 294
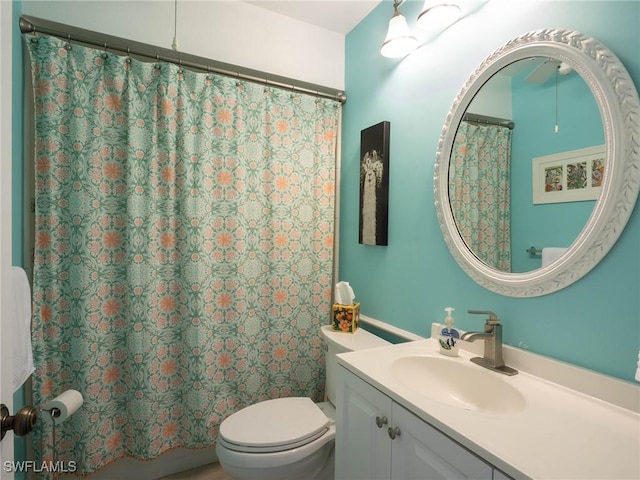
219, 397, 330, 452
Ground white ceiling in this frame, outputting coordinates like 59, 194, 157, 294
244, 1, 383, 35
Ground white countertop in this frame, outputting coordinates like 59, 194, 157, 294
337, 338, 640, 480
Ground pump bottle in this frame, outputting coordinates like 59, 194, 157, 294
438, 307, 460, 357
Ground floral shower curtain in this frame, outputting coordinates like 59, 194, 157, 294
27, 35, 339, 475
449, 121, 512, 271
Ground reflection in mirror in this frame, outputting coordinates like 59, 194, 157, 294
448, 57, 603, 273
434, 29, 640, 297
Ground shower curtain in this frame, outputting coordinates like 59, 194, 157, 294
27, 35, 340, 475
449, 121, 512, 272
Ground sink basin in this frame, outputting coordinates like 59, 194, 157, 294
390, 355, 526, 414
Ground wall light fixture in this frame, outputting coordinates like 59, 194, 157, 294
381, 0, 462, 58
380, 1, 418, 58
416, 2, 461, 32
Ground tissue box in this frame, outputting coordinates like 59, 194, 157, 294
332, 303, 360, 333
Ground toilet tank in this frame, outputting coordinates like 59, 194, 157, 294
320, 325, 390, 405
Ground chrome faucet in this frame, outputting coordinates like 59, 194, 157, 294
460, 310, 518, 376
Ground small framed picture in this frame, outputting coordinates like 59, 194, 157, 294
532, 144, 605, 204
359, 121, 390, 246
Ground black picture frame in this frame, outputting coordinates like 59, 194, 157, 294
359, 121, 390, 246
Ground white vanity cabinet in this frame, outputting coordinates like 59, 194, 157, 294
335, 364, 392, 479
335, 337, 639, 479
335, 365, 496, 480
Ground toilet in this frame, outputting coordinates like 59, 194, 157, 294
215, 324, 390, 480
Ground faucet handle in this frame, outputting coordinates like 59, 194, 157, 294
467, 310, 500, 325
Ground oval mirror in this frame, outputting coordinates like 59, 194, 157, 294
434, 29, 640, 297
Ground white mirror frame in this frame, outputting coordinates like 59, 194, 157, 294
434, 29, 640, 297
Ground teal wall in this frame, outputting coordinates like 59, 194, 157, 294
11, 0, 28, 474
510, 69, 603, 272
12, 0, 27, 476
12, 2, 22, 264
341, 0, 640, 382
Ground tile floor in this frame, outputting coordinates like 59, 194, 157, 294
160, 462, 233, 480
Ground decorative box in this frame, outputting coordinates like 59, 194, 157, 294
332, 302, 360, 333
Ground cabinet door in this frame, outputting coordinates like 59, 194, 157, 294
336, 366, 392, 480
493, 469, 513, 480
391, 403, 493, 480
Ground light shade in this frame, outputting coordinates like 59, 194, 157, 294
380, 10, 418, 58
416, 3, 461, 31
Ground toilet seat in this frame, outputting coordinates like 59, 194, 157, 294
218, 397, 330, 453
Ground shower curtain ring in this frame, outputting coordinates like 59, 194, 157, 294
65, 34, 72, 50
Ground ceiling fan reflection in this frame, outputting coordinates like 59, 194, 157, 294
525, 58, 573, 83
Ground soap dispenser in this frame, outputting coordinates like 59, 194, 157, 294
439, 307, 460, 357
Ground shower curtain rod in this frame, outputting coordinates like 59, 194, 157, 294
463, 112, 514, 130
19, 15, 347, 104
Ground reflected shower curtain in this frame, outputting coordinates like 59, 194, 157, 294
27, 35, 339, 474
449, 122, 512, 271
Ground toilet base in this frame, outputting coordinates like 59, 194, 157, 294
217, 441, 334, 480
315, 445, 335, 480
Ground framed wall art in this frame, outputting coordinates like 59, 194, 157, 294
359, 121, 390, 246
532, 144, 605, 204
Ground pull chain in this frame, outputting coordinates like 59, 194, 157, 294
171, 0, 179, 50
554, 68, 560, 134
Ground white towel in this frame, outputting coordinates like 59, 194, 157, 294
541, 247, 567, 267
635, 351, 640, 382
12, 267, 34, 393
